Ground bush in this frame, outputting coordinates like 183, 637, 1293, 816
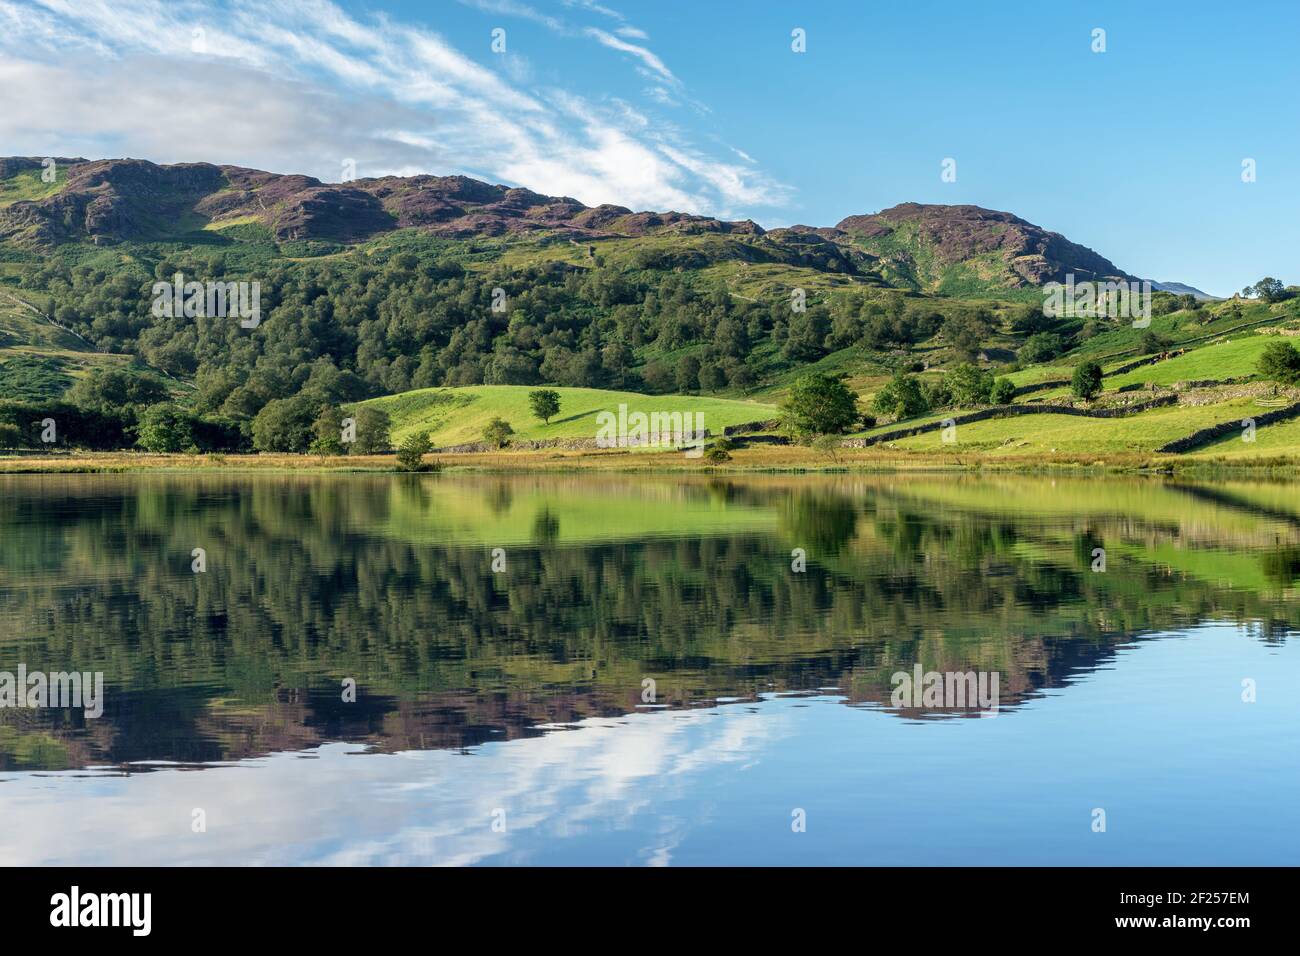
1072, 361, 1104, 401
703, 445, 732, 463
483, 416, 514, 448
989, 378, 1016, 405
0, 422, 23, 448
395, 431, 432, 471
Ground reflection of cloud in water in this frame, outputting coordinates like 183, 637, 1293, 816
0, 702, 784, 866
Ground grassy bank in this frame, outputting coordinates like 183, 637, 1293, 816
7, 442, 1300, 476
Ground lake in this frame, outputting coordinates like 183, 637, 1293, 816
1, 472, 1297, 865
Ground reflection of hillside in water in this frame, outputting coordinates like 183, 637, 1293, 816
1, 474, 1298, 770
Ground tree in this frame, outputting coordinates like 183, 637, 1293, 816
0, 422, 25, 448
483, 416, 514, 448
251, 395, 317, 453
1253, 277, 1287, 303
310, 405, 344, 456
351, 406, 391, 454
1139, 330, 1171, 355
989, 378, 1016, 405
675, 355, 702, 393
944, 363, 994, 407
528, 388, 561, 426
1072, 361, 1104, 401
942, 308, 994, 361
68, 368, 169, 414
1019, 332, 1064, 365
1258, 340, 1300, 386
135, 404, 195, 453
782, 373, 861, 440
395, 431, 431, 471
873, 373, 930, 420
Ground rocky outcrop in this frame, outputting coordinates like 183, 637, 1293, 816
835, 202, 1135, 289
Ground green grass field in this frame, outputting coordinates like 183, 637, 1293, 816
1105, 335, 1276, 388
879, 398, 1264, 455
356, 384, 780, 446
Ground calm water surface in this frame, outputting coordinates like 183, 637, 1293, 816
1, 473, 1297, 865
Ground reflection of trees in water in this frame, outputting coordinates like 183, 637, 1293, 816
1, 475, 1298, 770
531, 508, 560, 545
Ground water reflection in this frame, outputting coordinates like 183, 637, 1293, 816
2, 474, 1297, 774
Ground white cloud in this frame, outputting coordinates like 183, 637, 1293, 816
0, 0, 788, 215
0, 703, 783, 865
584, 26, 675, 84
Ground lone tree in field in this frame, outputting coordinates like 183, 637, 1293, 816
528, 389, 561, 426
1072, 361, 1104, 401
783, 372, 861, 440
483, 416, 514, 448
1258, 340, 1300, 390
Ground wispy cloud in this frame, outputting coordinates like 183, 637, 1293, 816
584, 26, 675, 85
0, 0, 788, 214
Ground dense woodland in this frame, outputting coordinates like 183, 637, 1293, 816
0, 230, 1288, 453
1, 239, 1020, 450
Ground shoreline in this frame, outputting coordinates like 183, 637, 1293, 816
4, 445, 1299, 477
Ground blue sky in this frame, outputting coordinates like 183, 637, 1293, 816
1, 0, 1296, 295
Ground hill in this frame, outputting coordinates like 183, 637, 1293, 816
357, 385, 777, 447
827, 202, 1135, 295
1151, 281, 1219, 301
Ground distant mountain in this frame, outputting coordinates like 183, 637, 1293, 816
1150, 281, 1219, 301
0, 157, 1140, 297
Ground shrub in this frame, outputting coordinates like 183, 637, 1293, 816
989, 378, 1016, 405
483, 416, 514, 448
395, 431, 432, 471
1072, 361, 1104, 401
